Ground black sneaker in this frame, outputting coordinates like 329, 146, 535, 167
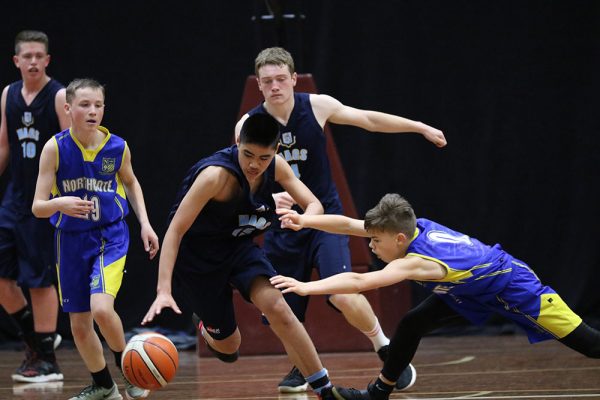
12, 358, 64, 383
331, 386, 371, 400
376, 345, 389, 362
192, 313, 239, 363
14, 344, 36, 375
278, 366, 309, 393
395, 364, 417, 391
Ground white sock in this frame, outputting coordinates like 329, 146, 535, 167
361, 318, 390, 351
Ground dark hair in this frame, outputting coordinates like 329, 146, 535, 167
240, 113, 281, 148
15, 30, 49, 54
364, 193, 416, 236
66, 78, 105, 104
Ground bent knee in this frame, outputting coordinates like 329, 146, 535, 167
329, 293, 362, 311
259, 296, 296, 324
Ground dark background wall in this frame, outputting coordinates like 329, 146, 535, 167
1, 1, 599, 336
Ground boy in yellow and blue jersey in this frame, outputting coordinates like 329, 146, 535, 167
32, 78, 160, 400
273, 193, 600, 400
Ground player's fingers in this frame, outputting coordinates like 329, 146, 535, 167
172, 303, 182, 314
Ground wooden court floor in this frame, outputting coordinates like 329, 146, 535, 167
1, 335, 599, 400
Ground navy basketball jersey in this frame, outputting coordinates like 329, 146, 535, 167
49, 127, 129, 231
169, 145, 276, 241
248, 93, 342, 214
408, 218, 513, 299
3, 79, 63, 214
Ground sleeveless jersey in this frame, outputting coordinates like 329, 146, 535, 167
248, 93, 342, 217
49, 127, 129, 231
408, 218, 513, 300
3, 79, 63, 214
169, 145, 276, 243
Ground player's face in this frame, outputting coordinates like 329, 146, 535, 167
237, 142, 277, 183
368, 230, 403, 263
13, 42, 50, 81
65, 88, 105, 133
257, 64, 297, 106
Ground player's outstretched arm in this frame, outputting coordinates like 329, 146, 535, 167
118, 144, 160, 259
271, 256, 446, 295
32, 139, 94, 218
311, 94, 447, 148
142, 167, 228, 325
277, 208, 369, 237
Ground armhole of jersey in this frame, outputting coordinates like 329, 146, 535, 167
52, 136, 59, 172
406, 252, 450, 281
121, 141, 128, 167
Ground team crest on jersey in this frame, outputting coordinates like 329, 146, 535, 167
102, 157, 116, 174
280, 131, 296, 148
21, 112, 34, 127
90, 275, 100, 289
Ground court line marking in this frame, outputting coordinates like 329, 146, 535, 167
420, 356, 476, 366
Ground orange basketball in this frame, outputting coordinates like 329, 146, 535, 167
122, 332, 179, 390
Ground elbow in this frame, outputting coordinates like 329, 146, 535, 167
31, 202, 42, 218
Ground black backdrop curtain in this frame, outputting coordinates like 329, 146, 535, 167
0, 1, 598, 336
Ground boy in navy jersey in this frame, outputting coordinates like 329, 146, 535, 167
142, 113, 337, 399
236, 47, 447, 392
273, 194, 600, 399
32, 78, 160, 400
0, 30, 70, 382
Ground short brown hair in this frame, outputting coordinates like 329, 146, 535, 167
364, 193, 416, 236
15, 30, 49, 54
254, 47, 295, 76
66, 78, 105, 104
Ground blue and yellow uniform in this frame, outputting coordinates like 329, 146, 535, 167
409, 218, 582, 342
0, 79, 63, 288
171, 145, 277, 339
50, 127, 129, 312
249, 93, 350, 320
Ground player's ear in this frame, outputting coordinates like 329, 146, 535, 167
396, 232, 408, 245
291, 72, 297, 87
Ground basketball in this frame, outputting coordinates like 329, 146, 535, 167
122, 332, 179, 390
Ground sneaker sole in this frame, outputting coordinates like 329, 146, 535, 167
278, 383, 309, 393
396, 363, 417, 391
11, 372, 64, 383
125, 388, 150, 400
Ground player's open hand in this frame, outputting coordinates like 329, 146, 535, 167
273, 192, 296, 209
55, 196, 94, 219
270, 275, 309, 296
140, 222, 160, 259
420, 123, 447, 148
142, 292, 181, 325
276, 208, 304, 231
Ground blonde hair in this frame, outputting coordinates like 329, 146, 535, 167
254, 47, 295, 76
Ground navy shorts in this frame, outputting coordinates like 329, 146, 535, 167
263, 228, 351, 321
0, 206, 55, 288
56, 220, 129, 312
174, 238, 278, 340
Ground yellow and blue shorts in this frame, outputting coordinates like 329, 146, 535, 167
55, 220, 129, 312
443, 258, 582, 343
